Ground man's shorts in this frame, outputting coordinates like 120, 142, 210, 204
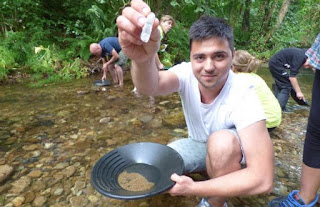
115, 50, 128, 67
167, 129, 245, 174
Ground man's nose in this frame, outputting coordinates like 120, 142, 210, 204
204, 59, 215, 72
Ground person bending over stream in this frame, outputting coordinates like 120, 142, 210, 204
90, 37, 128, 87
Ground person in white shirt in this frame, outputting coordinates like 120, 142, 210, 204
116, 1, 274, 206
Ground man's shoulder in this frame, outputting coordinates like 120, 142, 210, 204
99, 37, 118, 45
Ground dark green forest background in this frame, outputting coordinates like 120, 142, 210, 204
0, 0, 319, 86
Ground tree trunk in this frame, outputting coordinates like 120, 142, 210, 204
261, 0, 279, 35
265, 0, 291, 43
242, 0, 251, 32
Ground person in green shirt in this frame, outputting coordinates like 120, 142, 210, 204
232, 50, 282, 132
155, 15, 175, 70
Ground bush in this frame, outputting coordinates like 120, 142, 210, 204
0, 46, 15, 80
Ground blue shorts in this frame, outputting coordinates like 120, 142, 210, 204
167, 129, 245, 174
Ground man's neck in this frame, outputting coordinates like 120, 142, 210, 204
199, 84, 224, 104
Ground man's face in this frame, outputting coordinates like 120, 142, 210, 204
190, 37, 233, 90
161, 20, 173, 34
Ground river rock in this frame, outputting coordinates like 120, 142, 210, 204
139, 115, 153, 124
12, 196, 24, 207
9, 176, 31, 194
27, 170, 42, 178
70, 195, 88, 207
63, 166, 76, 178
23, 144, 40, 151
32, 196, 47, 207
0, 165, 14, 183
162, 112, 186, 127
88, 195, 98, 203
24, 192, 35, 203
99, 117, 112, 124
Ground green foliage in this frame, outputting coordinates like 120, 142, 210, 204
1, 0, 319, 84
2, 31, 33, 65
27, 46, 88, 87
166, 22, 190, 63
61, 36, 94, 61
87, 5, 117, 39
0, 46, 15, 79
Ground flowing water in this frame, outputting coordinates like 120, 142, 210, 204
0, 66, 318, 207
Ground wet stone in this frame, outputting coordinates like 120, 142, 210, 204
32, 196, 47, 207
63, 166, 76, 178
139, 115, 153, 124
27, 170, 42, 178
69, 195, 88, 207
12, 196, 24, 207
54, 162, 69, 170
99, 117, 112, 124
0, 165, 14, 183
24, 192, 35, 204
9, 176, 31, 194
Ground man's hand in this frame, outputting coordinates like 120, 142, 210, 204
158, 63, 164, 70
167, 173, 195, 196
116, 0, 160, 63
296, 91, 305, 101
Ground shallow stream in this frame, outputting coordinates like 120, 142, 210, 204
0, 66, 318, 207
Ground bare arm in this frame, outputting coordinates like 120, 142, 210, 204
289, 76, 305, 101
106, 49, 119, 65
169, 121, 274, 197
117, 0, 179, 96
102, 58, 108, 80
155, 53, 164, 69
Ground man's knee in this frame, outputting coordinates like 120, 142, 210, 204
207, 130, 241, 156
206, 130, 242, 176
115, 64, 123, 71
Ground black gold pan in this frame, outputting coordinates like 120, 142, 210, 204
290, 89, 309, 106
91, 142, 184, 200
93, 80, 111, 86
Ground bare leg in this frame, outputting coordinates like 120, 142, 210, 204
299, 163, 320, 204
108, 64, 118, 84
206, 130, 242, 207
115, 65, 124, 87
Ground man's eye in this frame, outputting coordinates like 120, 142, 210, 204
215, 54, 225, 60
196, 56, 204, 61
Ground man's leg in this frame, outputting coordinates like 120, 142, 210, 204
114, 51, 127, 87
206, 130, 242, 207
269, 64, 291, 110
115, 64, 124, 87
300, 68, 320, 203
108, 64, 118, 84
276, 88, 290, 110
299, 164, 320, 204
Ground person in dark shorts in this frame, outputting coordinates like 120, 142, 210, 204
269, 48, 313, 110
90, 37, 128, 87
268, 33, 320, 207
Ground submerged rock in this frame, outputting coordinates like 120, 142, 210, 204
0, 165, 14, 183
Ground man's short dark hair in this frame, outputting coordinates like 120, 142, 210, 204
189, 16, 234, 52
